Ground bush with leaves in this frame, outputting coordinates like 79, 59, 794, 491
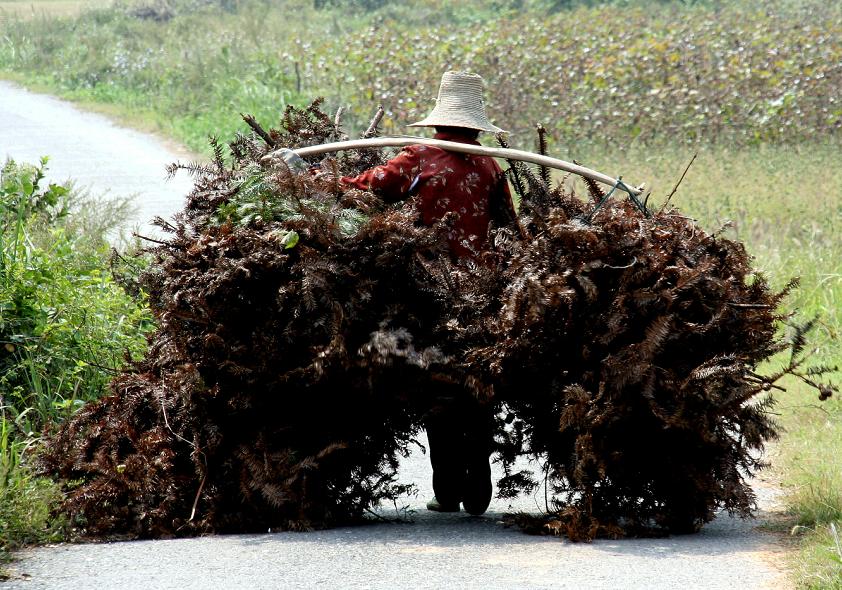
0, 158, 152, 560
0, 159, 152, 435
41, 102, 836, 541
1, 417, 65, 566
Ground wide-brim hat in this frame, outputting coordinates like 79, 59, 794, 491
408, 71, 505, 134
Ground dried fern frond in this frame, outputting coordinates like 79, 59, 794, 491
42, 100, 837, 544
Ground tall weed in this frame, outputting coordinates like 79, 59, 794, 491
0, 415, 65, 567
0, 159, 151, 560
0, 159, 152, 433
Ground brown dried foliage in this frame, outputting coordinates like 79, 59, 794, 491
41, 102, 836, 541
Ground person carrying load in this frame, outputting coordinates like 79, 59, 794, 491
342, 71, 516, 515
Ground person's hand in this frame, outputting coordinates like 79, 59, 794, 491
276, 148, 308, 173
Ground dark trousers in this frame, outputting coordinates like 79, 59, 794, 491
425, 386, 493, 513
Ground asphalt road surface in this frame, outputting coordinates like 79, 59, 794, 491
0, 81, 791, 590
7, 442, 790, 590
0, 80, 193, 237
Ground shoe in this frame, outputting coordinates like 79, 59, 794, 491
462, 463, 492, 516
426, 496, 461, 512
462, 486, 491, 516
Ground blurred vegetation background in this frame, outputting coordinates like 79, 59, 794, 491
0, 0, 839, 585
2, 0, 840, 150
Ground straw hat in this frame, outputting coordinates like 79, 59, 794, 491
408, 71, 505, 133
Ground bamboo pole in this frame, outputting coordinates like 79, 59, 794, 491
263, 137, 644, 195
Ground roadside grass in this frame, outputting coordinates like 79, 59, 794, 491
0, 159, 152, 571
782, 386, 842, 589
0, 419, 66, 580
0, 0, 106, 21
792, 521, 842, 589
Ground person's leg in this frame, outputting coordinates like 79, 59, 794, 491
425, 403, 466, 510
461, 402, 493, 516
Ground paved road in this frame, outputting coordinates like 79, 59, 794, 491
0, 80, 193, 237
0, 81, 791, 589
8, 439, 789, 590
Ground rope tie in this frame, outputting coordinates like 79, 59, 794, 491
584, 176, 650, 223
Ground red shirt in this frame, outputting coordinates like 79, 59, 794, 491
341, 131, 515, 259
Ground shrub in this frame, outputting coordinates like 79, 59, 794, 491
0, 158, 152, 557
0, 159, 152, 432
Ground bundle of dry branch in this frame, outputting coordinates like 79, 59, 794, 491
41, 101, 835, 541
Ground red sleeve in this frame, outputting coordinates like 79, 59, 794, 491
340, 147, 422, 203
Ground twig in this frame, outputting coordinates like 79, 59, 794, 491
159, 394, 194, 449
661, 153, 697, 211
559, 170, 573, 188
543, 460, 550, 513
166, 309, 211, 325
536, 123, 551, 186
110, 246, 141, 283
780, 403, 833, 416
74, 356, 120, 375
151, 216, 179, 233
189, 471, 208, 522
744, 374, 787, 392
362, 105, 385, 138
363, 506, 392, 523
333, 107, 348, 141
241, 113, 276, 148
727, 302, 771, 309
604, 256, 638, 270
158, 388, 208, 522
132, 233, 170, 246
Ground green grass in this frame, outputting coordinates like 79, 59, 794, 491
0, 418, 66, 580
0, 0, 107, 21
777, 381, 842, 589
791, 520, 842, 589
0, 159, 152, 567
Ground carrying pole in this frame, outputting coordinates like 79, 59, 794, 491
263, 137, 644, 195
